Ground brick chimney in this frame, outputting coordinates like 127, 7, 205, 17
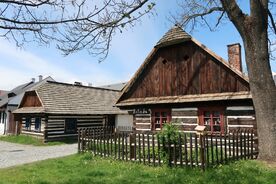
227, 43, 242, 72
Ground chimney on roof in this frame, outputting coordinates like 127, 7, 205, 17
74, 81, 82, 86
227, 43, 242, 72
38, 75, 43, 82
31, 78, 35, 82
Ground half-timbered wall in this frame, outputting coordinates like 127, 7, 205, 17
21, 115, 115, 141
121, 42, 249, 101
133, 108, 198, 132
171, 108, 198, 131
226, 106, 257, 133
134, 114, 151, 131
21, 117, 45, 137
133, 106, 256, 133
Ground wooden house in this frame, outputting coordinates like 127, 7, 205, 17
13, 81, 129, 142
0, 76, 54, 135
116, 26, 256, 133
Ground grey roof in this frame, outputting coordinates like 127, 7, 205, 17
14, 81, 127, 115
98, 82, 127, 91
0, 82, 33, 107
0, 76, 55, 107
155, 25, 192, 48
8, 93, 24, 106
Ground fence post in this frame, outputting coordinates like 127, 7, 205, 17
130, 133, 136, 160
168, 134, 172, 167
81, 129, 85, 152
78, 128, 81, 153
197, 130, 206, 171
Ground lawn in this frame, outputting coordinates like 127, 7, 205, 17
0, 135, 66, 146
0, 154, 275, 184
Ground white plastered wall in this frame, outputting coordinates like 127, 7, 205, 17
115, 114, 133, 132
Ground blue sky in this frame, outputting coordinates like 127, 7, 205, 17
1, 1, 275, 90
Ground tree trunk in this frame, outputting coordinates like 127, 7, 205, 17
242, 23, 276, 161
221, 0, 276, 161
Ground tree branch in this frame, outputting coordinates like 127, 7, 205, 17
0, 0, 153, 60
268, 9, 276, 34
181, 6, 224, 27
220, 0, 247, 37
0, 0, 51, 7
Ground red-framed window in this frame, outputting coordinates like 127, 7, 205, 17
151, 109, 171, 130
198, 107, 225, 133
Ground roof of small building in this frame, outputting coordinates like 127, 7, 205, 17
14, 81, 127, 115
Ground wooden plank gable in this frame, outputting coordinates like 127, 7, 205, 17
119, 41, 250, 103
19, 91, 42, 108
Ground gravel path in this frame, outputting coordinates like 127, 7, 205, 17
0, 141, 78, 168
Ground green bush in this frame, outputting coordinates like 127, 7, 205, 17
157, 123, 180, 166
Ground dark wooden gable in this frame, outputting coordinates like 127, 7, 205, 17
121, 41, 250, 101
19, 91, 42, 107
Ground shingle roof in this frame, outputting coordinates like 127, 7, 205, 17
116, 91, 252, 107
14, 81, 126, 115
155, 25, 192, 48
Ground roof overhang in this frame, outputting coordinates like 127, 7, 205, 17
116, 91, 252, 107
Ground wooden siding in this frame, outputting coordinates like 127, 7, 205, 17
20, 91, 42, 107
122, 42, 249, 101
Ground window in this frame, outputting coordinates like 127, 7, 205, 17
35, 118, 41, 132
25, 118, 31, 130
151, 109, 171, 130
0, 112, 6, 124
199, 108, 225, 133
65, 118, 77, 134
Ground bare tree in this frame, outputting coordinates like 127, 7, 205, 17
176, 0, 276, 161
0, 0, 154, 61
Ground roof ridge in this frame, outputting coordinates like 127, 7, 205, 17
45, 81, 121, 92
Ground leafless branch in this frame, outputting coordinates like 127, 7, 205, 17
0, 0, 154, 61
268, 9, 276, 34
174, 0, 225, 32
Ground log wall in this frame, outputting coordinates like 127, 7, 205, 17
21, 115, 113, 142
133, 107, 256, 133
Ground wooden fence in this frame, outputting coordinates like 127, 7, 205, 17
78, 127, 258, 169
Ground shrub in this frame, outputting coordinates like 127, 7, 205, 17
157, 123, 180, 166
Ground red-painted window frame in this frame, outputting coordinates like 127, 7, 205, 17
198, 107, 225, 134
151, 109, 171, 131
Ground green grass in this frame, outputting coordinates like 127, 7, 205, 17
0, 135, 66, 146
0, 153, 275, 184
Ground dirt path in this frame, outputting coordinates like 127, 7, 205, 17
0, 141, 78, 168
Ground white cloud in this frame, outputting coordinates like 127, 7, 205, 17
0, 39, 130, 90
